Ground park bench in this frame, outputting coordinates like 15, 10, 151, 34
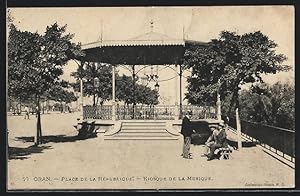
77, 121, 97, 138
214, 146, 234, 160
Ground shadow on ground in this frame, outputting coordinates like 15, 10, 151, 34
15, 134, 97, 144
9, 134, 97, 160
8, 145, 53, 160
228, 140, 257, 148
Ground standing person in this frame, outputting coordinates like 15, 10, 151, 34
180, 111, 195, 159
24, 105, 30, 119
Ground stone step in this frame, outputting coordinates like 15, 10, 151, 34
113, 132, 172, 137
121, 123, 166, 127
104, 137, 178, 140
122, 123, 166, 125
105, 120, 177, 140
122, 120, 166, 122
121, 126, 166, 130
118, 129, 167, 133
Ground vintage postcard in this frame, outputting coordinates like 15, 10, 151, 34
7, 6, 295, 190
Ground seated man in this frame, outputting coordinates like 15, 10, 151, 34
204, 124, 218, 156
206, 122, 228, 161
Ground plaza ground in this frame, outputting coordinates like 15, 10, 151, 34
7, 112, 294, 190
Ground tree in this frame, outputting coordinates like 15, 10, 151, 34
269, 82, 294, 130
221, 82, 295, 130
115, 74, 134, 105
7, 9, 14, 35
45, 84, 77, 113
46, 83, 77, 103
8, 23, 83, 145
237, 88, 272, 124
71, 62, 112, 106
72, 63, 160, 108
115, 74, 159, 106
135, 83, 159, 105
253, 82, 295, 130
184, 31, 290, 116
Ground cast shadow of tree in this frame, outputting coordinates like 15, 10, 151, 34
9, 134, 97, 160
8, 145, 53, 160
15, 134, 97, 144
228, 139, 257, 148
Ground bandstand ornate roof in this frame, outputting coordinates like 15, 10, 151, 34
81, 31, 207, 65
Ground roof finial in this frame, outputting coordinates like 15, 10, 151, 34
100, 19, 103, 42
150, 19, 154, 32
183, 24, 185, 40
98, 19, 103, 42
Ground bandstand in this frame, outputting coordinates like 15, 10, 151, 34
75, 28, 223, 140
78, 30, 219, 119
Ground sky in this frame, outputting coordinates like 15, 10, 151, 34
9, 6, 295, 105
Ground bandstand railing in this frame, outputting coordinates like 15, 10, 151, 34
182, 105, 216, 119
83, 105, 112, 120
83, 104, 216, 120
116, 105, 177, 120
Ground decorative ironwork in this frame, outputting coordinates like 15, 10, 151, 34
182, 105, 216, 120
83, 105, 112, 120
116, 104, 172, 120
140, 65, 160, 91
83, 104, 216, 120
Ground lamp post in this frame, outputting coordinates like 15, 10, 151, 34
93, 76, 100, 106
154, 81, 160, 91
143, 65, 160, 91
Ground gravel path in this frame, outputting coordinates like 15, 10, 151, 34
7, 113, 294, 190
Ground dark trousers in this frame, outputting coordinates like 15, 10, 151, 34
207, 143, 223, 159
24, 112, 29, 119
182, 136, 191, 158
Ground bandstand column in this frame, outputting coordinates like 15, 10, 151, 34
112, 64, 116, 121
174, 64, 179, 120
132, 64, 136, 119
80, 61, 84, 118
179, 65, 183, 120
216, 92, 221, 121
80, 79, 83, 115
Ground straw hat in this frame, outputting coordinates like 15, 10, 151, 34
219, 121, 225, 127
209, 123, 219, 129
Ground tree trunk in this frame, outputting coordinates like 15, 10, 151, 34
46, 99, 49, 113
60, 102, 63, 113
35, 96, 43, 145
123, 103, 126, 119
93, 94, 96, 106
18, 101, 21, 114
96, 95, 99, 106
235, 94, 242, 150
227, 87, 239, 117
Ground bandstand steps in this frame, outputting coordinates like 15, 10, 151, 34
104, 121, 178, 140
121, 122, 166, 126
121, 127, 166, 131
105, 137, 178, 140
112, 132, 172, 137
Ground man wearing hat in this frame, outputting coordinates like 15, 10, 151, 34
205, 121, 228, 161
180, 110, 195, 159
